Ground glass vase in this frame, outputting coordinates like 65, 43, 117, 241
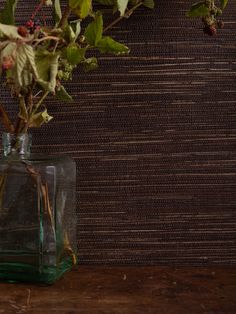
0, 133, 77, 284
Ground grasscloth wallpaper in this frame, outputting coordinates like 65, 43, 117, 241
0, 0, 235, 265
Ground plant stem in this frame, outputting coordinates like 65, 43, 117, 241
0, 104, 14, 133
31, 0, 45, 20
103, 2, 143, 33
33, 91, 49, 114
34, 36, 62, 47
58, 4, 71, 29
20, 91, 49, 134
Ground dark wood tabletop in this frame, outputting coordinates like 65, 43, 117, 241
0, 266, 235, 313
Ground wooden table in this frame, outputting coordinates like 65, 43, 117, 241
0, 266, 235, 313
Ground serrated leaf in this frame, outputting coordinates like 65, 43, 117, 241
15, 44, 38, 87
16, 45, 27, 87
56, 85, 73, 101
186, 1, 210, 17
83, 57, 98, 72
97, 36, 130, 54
84, 11, 103, 46
219, 0, 228, 9
37, 53, 59, 92
143, 0, 154, 9
117, 0, 128, 16
69, 0, 92, 19
65, 44, 86, 65
23, 45, 38, 79
29, 109, 53, 128
22, 69, 32, 87
54, 0, 62, 25
0, 0, 18, 25
0, 23, 22, 39
35, 50, 51, 81
0, 42, 16, 61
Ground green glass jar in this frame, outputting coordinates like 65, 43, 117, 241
0, 133, 77, 284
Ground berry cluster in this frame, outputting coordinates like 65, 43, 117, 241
25, 19, 41, 34
203, 20, 224, 36
201, 4, 225, 36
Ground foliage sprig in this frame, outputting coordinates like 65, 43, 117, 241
0, 0, 229, 135
187, 0, 228, 35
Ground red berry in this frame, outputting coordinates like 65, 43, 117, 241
18, 26, 29, 37
25, 19, 41, 34
203, 25, 217, 36
25, 19, 35, 29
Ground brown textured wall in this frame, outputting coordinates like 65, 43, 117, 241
0, 1, 236, 265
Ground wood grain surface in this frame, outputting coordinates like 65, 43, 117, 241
0, 1, 235, 265
0, 266, 236, 313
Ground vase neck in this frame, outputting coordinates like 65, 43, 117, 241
2, 133, 32, 157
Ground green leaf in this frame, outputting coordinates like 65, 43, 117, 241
65, 44, 86, 65
36, 53, 59, 92
13, 44, 38, 88
54, 0, 62, 25
35, 50, 51, 81
186, 1, 210, 17
16, 45, 27, 87
23, 45, 38, 78
21, 69, 33, 87
64, 24, 76, 42
84, 11, 103, 46
0, 23, 22, 39
0, 0, 18, 25
143, 0, 154, 9
69, 0, 92, 19
70, 19, 81, 42
117, 0, 129, 16
83, 57, 98, 72
219, 0, 228, 9
97, 36, 130, 54
56, 85, 73, 101
0, 42, 16, 61
29, 109, 53, 128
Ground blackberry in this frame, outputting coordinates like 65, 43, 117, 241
203, 25, 217, 36
25, 18, 41, 34
25, 19, 34, 29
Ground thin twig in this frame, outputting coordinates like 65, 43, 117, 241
31, 0, 45, 20
103, 2, 143, 33
33, 36, 62, 47
32, 91, 49, 113
0, 104, 15, 133
58, 4, 71, 29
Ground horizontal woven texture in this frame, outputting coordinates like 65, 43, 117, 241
0, 0, 235, 265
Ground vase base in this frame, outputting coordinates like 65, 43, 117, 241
0, 257, 74, 285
